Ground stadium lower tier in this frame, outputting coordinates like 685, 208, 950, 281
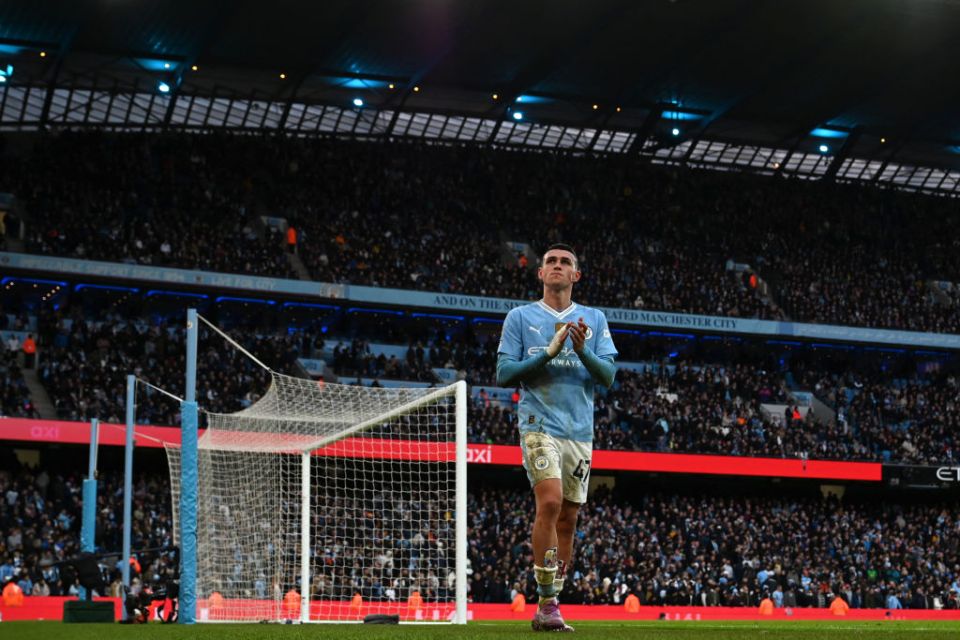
3, 448, 960, 614
469, 479, 960, 612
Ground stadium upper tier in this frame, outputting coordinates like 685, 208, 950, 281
3, 132, 960, 334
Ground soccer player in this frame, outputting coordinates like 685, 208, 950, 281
496, 243, 618, 632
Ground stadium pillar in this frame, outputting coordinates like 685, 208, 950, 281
80, 419, 98, 553
122, 376, 135, 619
179, 309, 199, 624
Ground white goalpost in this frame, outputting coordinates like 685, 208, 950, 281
166, 371, 468, 624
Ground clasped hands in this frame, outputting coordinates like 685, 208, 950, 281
546, 317, 588, 358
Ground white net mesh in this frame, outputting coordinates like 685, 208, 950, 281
167, 373, 464, 623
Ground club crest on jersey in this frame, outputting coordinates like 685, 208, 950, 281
556, 322, 592, 340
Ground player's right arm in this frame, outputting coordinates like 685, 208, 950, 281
495, 310, 569, 387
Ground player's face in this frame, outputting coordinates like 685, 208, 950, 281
538, 249, 580, 289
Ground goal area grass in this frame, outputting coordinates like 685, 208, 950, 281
6, 620, 960, 640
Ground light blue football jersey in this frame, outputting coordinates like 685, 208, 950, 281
497, 300, 618, 443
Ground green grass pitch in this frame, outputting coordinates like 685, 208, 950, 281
5, 620, 960, 639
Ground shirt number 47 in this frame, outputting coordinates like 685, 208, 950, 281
572, 459, 591, 486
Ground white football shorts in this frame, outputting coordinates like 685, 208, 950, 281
519, 431, 592, 504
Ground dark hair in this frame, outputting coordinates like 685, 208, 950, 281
542, 243, 578, 267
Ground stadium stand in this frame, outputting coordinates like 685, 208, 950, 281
37, 310, 293, 425
0, 463, 175, 598
7, 133, 960, 332
0, 344, 39, 419
6, 132, 297, 281
4, 0, 960, 626
4, 295, 951, 464
4, 456, 957, 610
469, 484, 960, 610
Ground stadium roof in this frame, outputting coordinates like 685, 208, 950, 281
3, 0, 960, 192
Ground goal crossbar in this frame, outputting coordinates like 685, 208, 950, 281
296, 383, 459, 453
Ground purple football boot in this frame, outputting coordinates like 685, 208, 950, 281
531, 599, 574, 632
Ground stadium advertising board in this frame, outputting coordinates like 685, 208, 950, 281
0, 418, 881, 481
884, 464, 960, 489
0, 252, 346, 299
4, 597, 960, 622
5, 252, 960, 349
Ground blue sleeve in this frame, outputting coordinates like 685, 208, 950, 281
497, 308, 523, 358
496, 352, 551, 387
497, 308, 550, 386
576, 348, 617, 388
594, 311, 618, 359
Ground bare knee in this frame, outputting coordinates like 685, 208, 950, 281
536, 496, 562, 523
534, 484, 563, 523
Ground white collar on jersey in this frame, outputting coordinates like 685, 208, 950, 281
536, 299, 579, 320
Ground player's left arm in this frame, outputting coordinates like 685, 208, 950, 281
569, 313, 618, 387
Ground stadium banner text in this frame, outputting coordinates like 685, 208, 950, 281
883, 464, 960, 489
0, 418, 880, 481
4, 252, 960, 349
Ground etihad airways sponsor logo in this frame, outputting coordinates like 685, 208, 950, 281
526, 346, 583, 367
467, 445, 492, 463
936, 467, 960, 481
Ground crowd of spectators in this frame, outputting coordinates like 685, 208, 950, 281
326, 335, 498, 387
470, 484, 960, 609
9, 296, 954, 466
329, 339, 439, 384
0, 460, 175, 599
5, 132, 297, 280
6, 454, 960, 610
11, 131, 960, 332
307, 490, 455, 604
35, 305, 298, 425
470, 364, 960, 465
0, 339, 40, 419
796, 368, 960, 465
280, 140, 774, 319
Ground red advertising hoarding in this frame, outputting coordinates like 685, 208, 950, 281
0, 417, 881, 481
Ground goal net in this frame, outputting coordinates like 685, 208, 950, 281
166, 373, 467, 623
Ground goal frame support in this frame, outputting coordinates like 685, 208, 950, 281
180, 308, 199, 624
454, 379, 467, 625
300, 450, 311, 623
